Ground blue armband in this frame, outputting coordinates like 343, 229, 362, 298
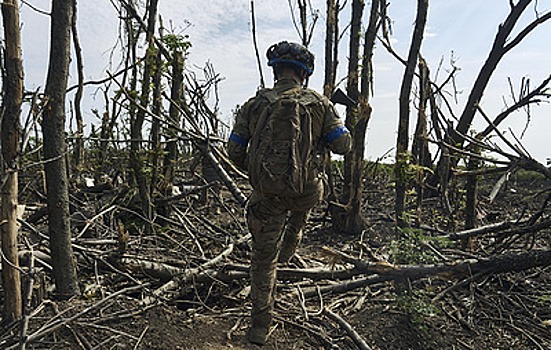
229, 132, 248, 147
324, 126, 349, 144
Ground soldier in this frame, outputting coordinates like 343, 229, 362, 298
227, 41, 351, 345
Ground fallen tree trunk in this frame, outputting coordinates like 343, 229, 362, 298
442, 221, 513, 240
443, 218, 551, 241
122, 247, 551, 299
326, 247, 551, 280
120, 259, 364, 285
301, 275, 392, 298
112, 239, 551, 306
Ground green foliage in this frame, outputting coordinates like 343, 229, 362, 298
538, 294, 551, 306
389, 227, 452, 265
395, 151, 434, 185
161, 33, 192, 53
395, 291, 440, 328
146, 45, 159, 58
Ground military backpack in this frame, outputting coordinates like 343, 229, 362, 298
247, 87, 317, 197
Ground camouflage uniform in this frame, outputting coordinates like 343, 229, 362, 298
228, 77, 351, 334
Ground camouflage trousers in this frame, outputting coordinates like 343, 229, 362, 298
247, 179, 323, 324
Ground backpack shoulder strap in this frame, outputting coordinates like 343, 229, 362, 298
298, 89, 322, 106
257, 88, 278, 104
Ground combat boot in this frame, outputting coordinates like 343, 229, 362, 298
249, 313, 272, 345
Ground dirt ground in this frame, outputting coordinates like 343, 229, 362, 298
1, 167, 550, 349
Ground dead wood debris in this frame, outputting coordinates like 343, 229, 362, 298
0, 170, 550, 349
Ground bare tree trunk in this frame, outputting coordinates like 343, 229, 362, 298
1, 0, 23, 322
395, 0, 428, 228
98, 100, 113, 175
149, 50, 162, 201
323, 0, 337, 98
344, 0, 381, 233
250, 0, 265, 88
42, 0, 79, 298
158, 49, 184, 217
108, 1, 138, 180
334, 0, 382, 234
322, 0, 338, 206
332, 0, 385, 235
162, 50, 185, 188
298, 0, 308, 45
71, 0, 84, 171
130, 0, 158, 225
412, 58, 431, 169
331, 0, 364, 233
412, 57, 431, 224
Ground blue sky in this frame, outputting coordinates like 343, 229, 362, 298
14, 0, 551, 163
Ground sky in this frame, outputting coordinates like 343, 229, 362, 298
12, 0, 551, 164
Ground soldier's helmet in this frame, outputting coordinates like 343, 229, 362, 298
266, 41, 315, 76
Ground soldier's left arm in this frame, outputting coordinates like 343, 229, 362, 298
320, 100, 352, 155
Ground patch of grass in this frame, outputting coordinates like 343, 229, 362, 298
538, 294, 551, 306
395, 291, 440, 331
389, 227, 452, 265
